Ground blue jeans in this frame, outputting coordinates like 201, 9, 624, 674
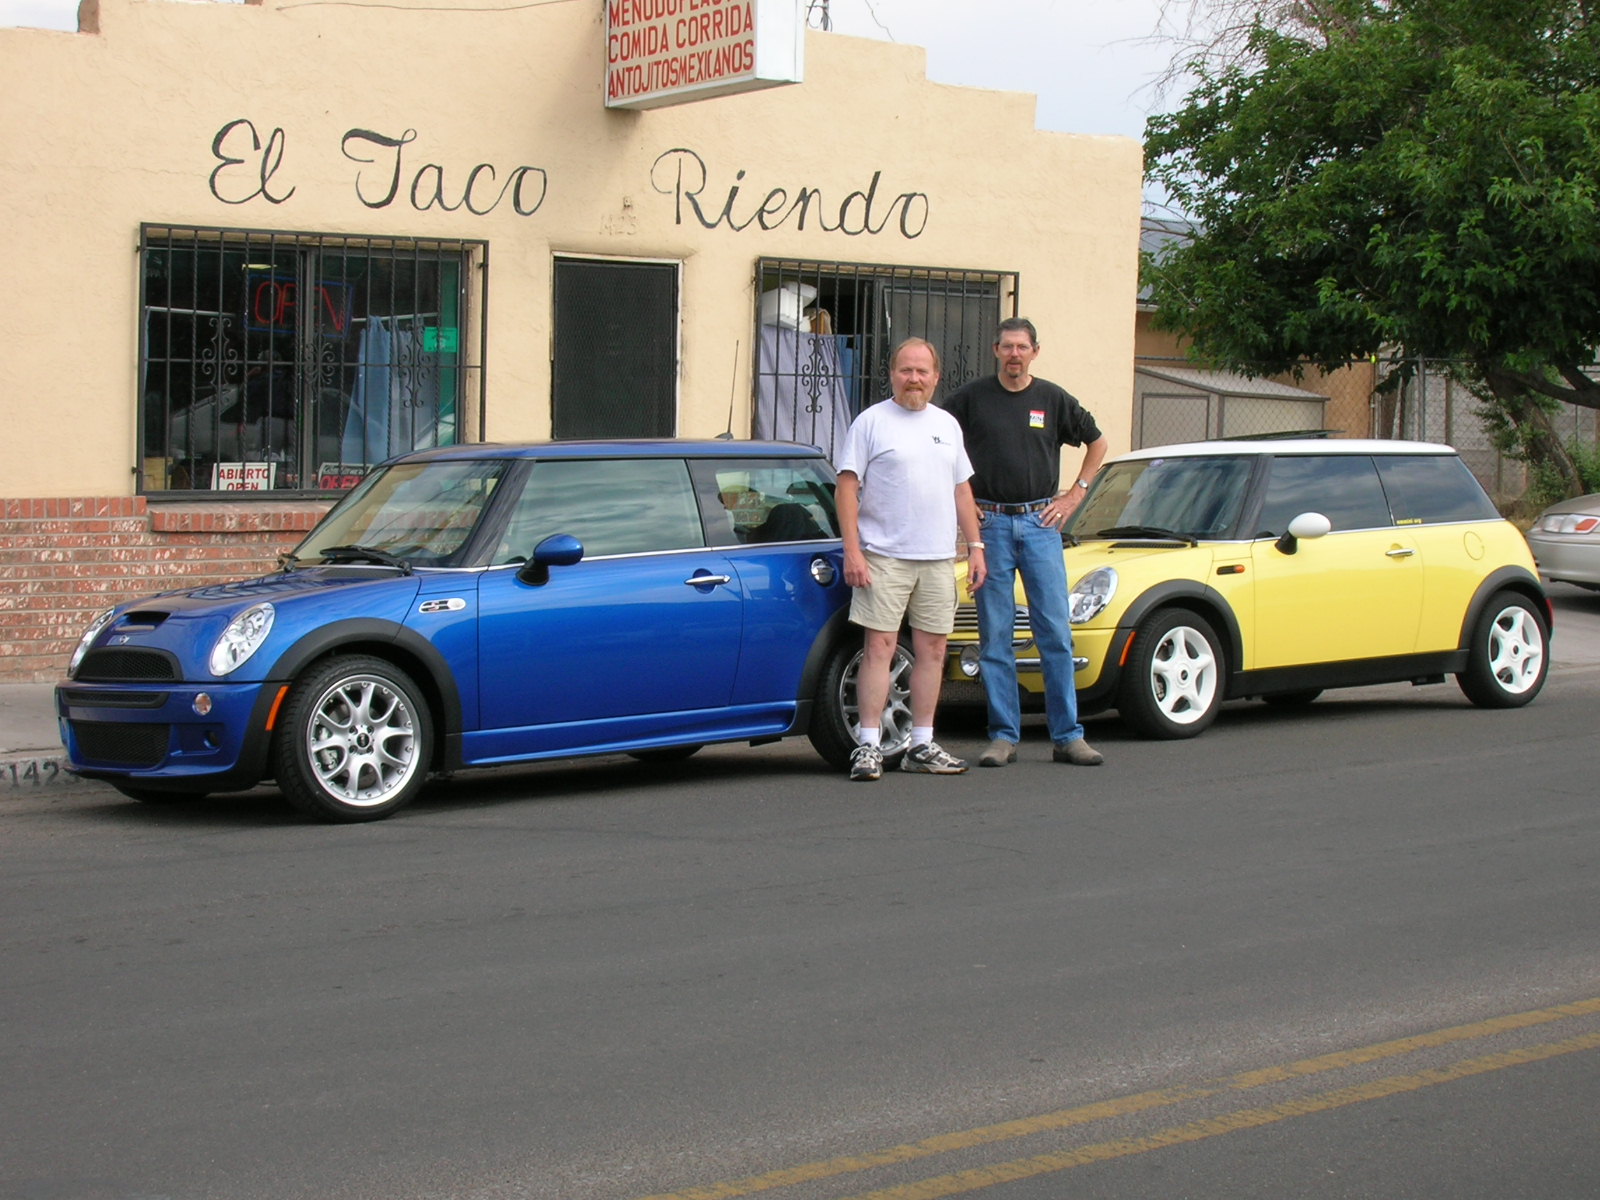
975, 508, 1083, 745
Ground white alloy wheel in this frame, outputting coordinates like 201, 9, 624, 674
1150, 624, 1217, 724
1119, 608, 1225, 739
1458, 593, 1549, 709
1483, 604, 1545, 694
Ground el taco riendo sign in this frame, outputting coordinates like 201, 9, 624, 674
605, 0, 804, 110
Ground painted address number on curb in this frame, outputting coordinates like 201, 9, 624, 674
2, 759, 77, 789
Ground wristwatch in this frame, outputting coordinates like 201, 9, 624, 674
1074, 479, 1090, 490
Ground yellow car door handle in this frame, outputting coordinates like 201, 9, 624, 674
1385, 547, 1416, 558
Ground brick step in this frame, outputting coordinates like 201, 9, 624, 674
0, 530, 294, 549
1, 498, 147, 520
0, 561, 284, 582
0, 520, 155, 539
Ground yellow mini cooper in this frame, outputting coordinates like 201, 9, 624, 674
947, 438, 1551, 739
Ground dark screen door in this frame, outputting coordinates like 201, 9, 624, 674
552, 258, 678, 439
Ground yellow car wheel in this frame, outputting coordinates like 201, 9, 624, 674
1119, 608, 1225, 739
1456, 592, 1549, 708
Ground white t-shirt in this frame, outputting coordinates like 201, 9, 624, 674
835, 399, 973, 560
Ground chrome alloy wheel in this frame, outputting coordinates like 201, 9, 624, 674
840, 642, 916, 758
305, 673, 422, 808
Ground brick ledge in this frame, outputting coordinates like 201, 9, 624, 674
148, 502, 333, 534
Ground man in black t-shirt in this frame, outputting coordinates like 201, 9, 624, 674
942, 318, 1109, 768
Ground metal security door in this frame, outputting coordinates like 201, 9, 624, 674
552, 258, 678, 439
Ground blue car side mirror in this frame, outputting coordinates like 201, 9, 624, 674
519, 533, 584, 585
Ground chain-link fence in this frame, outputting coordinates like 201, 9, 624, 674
1135, 355, 1600, 504
1371, 359, 1600, 503
1133, 361, 1332, 448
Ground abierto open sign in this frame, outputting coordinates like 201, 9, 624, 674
211, 462, 276, 491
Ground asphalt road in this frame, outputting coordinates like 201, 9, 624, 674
5, 586, 1598, 1200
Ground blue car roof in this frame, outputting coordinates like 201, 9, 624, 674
391, 439, 832, 465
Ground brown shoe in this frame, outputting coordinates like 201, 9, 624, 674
979, 738, 1017, 767
1052, 738, 1104, 766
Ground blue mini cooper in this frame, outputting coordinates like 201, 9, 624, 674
57, 441, 891, 821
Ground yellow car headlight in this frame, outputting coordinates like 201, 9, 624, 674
1069, 567, 1117, 624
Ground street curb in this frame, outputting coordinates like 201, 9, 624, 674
1, 752, 88, 795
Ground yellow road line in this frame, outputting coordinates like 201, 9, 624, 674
632, 996, 1600, 1200
838, 1030, 1600, 1200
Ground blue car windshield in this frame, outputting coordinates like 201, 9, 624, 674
295, 460, 510, 567
1069, 455, 1254, 540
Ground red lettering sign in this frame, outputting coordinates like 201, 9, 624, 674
245, 275, 354, 336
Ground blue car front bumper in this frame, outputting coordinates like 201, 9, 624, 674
56, 679, 284, 793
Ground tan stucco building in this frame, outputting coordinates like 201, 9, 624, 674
0, 0, 1142, 681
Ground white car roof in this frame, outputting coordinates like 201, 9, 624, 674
1114, 438, 1456, 462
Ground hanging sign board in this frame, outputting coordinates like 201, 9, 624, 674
605, 0, 804, 110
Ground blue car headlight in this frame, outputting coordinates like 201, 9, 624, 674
68, 607, 117, 678
209, 602, 275, 676
1069, 567, 1117, 624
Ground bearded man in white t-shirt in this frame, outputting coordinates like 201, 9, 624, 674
834, 338, 987, 782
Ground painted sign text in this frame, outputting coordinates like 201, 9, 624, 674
207, 119, 549, 217
649, 148, 930, 238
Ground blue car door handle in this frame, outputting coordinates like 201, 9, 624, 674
685, 573, 733, 587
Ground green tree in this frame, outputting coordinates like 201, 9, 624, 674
1144, 0, 1600, 495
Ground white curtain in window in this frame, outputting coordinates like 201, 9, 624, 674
340, 318, 443, 464
755, 326, 853, 459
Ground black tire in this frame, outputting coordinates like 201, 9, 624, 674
112, 784, 207, 804
1118, 608, 1225, 739
1262, 688, 1322, 708
1456, 591, 1549, 709
272, 655, 432, 822
627, 744, 703, 763
807, 639, 915, 770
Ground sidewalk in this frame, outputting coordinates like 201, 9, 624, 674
0, 681, 82, 794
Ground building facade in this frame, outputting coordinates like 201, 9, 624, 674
0, 0, 1142, 682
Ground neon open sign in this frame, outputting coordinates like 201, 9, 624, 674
245, 274, 355, 336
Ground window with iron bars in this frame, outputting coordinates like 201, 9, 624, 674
752, 258, 1019, 460
139, 224, 487, 495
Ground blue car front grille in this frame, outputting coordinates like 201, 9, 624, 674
58, 688, 166, 709
75, 649, 179, 682
71, 720, 170, 768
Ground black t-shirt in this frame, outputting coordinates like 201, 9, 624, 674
942, 375, 1101, 503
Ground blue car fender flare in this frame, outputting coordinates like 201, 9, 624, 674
261, 619, 466, 764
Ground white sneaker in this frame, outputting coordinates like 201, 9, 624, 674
849, 744, 884, 781
900, 741, 968, 774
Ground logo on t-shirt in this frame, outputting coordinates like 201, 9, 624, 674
1029, 410, 1046, 429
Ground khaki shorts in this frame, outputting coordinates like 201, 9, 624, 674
849, 551, 958, 635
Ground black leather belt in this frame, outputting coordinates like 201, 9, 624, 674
976, 498, 1051, 515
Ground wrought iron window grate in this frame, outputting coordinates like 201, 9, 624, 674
753, 258, 1018, 459
138, 224, 487, 495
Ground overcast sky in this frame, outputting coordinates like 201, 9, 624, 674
3, 0, 1185, 145
819, 0, 1181, 141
